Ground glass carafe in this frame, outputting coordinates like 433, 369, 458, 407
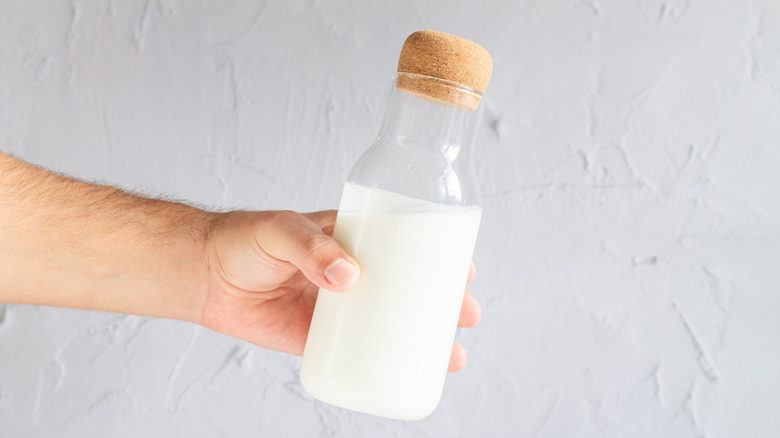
300, 72, 485, 421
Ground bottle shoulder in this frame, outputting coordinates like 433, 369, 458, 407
347, 139, 479, 207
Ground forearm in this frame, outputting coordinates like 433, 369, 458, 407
0, 152, 213, 323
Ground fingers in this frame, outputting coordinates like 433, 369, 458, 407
258, 210, 359, 292
458, 288, 482, 328
448, 342, 468, 372
452, 262, 479, 372
302, 210, 338, 236
459, 261, 480, 327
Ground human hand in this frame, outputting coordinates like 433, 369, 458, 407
199, 210, 481, 372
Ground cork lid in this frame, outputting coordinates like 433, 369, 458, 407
397, 30, 493, 111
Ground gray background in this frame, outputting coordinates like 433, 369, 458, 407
2, 0, 779, 436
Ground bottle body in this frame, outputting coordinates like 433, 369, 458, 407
300, 74, 485, 420
301, 183, 480, 420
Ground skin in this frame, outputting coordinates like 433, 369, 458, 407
0, 152, 481, 372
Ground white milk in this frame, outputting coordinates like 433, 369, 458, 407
300, 183, 481, 420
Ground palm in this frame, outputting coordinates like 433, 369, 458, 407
202, 237, 323, 355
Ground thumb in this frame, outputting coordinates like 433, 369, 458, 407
259, 210, 360, 292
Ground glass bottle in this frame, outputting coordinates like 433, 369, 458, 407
300, 31, 492, 421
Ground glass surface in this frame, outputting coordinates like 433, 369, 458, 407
347, 73, 484, 207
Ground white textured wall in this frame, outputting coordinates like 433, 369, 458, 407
1, 1, 779, 436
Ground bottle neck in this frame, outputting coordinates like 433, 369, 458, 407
377, 74, 484, 162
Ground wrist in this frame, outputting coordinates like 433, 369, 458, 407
174, 208, 222, 325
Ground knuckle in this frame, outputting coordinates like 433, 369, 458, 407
269, 209, 300, 224
261, 210, 302, 234
301, 234, 335, 259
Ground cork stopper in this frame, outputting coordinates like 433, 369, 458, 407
397, 30, 493, 111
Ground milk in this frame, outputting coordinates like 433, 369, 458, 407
300, 183, 481, 420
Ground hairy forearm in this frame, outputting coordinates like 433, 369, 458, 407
0, 152, 213, 322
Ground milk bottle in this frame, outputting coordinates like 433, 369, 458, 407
300, 30, 493, 420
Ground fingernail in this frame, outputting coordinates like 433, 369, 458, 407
325, 259, 359, 285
